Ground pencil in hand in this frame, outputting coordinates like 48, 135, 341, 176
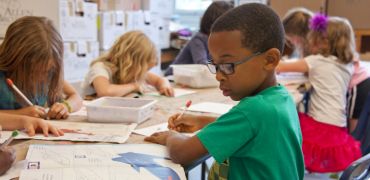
178, 100, 192, 120
6, 78, 33, 106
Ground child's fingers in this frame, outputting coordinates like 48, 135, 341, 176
38, 121, 49, 137
144, 135, 157, 143
24, 124, 36, 137
55, 108, 67, 120
48, 125, 61, 137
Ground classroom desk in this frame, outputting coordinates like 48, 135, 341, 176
9, 84, 303, 179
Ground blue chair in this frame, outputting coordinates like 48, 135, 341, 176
352, 92, 370, 155
340, 153, 370, 180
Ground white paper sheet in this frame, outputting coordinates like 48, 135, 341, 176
19, 144, 186, 180
0, 121, 137, 144
0, 160, 27, 180
145, 88, 196, 97
277, 72, 308, 85
183, 102, 233, 115
133, 123, 196, 137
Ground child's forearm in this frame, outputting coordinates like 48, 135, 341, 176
0, 113, 24, 130
0, 109, 22, 116
166, 134, 208, 165
96, 83, 138, 97
64, 94, 82, 112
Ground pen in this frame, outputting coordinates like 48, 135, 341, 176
178, 100, 192, 120
0, 130, 19, 150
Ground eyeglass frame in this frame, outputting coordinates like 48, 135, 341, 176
207, 52, 262, 75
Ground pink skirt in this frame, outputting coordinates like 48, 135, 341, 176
298, 113, 362, 172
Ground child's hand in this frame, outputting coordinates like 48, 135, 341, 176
144, 131, 175, 145
159, 86, 174, 97
17, 106, 46, 118
21, 116, 64, 137
168, 113, 203, 133
0, 147, 15, 175
48, 102, 69, 120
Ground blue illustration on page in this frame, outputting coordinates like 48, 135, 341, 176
112, 152, 180, 180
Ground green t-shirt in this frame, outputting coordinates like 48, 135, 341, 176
197, 85, 304, 180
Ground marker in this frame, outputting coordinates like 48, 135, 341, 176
0, 130, 19, 150
6, 79, 33, 106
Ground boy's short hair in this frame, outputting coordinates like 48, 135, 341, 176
211, 3, 285, 54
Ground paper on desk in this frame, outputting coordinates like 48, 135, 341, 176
0, 121, 137, 144
0, 160, 27, 180
133, 123, 196, 137
19, 144, 186, 180
183, 102, 233, 115
145, 88, 196, 97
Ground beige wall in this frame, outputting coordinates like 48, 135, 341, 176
269, 0, 326, 19
328, 0, 370, 29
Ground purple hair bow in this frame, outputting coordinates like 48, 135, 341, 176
310, 13, 328, 33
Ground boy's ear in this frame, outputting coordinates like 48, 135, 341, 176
263, 48, 280, 70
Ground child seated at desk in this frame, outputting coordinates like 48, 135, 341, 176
145, 4, 304, 179
0, 16, 83, 120
82, 31, 174, 97
164, 1, 233, 76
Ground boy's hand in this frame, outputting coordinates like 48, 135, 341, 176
168, 113, 203, 133
144, 131, 174, 145
21, 116, 64, 137
17, 106, 46, 118
48, 102, 69, 120
0, 147, 15, 175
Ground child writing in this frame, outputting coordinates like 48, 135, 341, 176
146, 4, 304, 179
82, 31, 174, 97
277, 14, 362, 172
164, 1, 233, 76
282, 7, 313, 58
0, 16, 83, 120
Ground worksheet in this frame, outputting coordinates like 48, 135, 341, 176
145, 88, 196, 97
19, 144, 186, 180
0, 121, 137, 144
133, 123, 196, 137
183, 102, 233, 115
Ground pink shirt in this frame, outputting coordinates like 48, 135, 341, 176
349, 60, 370, 89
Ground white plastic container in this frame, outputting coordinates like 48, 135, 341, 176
86, 97, 157, 124
171, 64, 218, 88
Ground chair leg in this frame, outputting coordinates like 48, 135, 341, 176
201, 162, 207, 180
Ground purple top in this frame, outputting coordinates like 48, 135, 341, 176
165, 32, 209, 76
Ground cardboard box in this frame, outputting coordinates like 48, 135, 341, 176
328, 0, 370, 29
98, 11, 126, 50
86, 97, 157, 124
269, 0, 326, 19
0, 0, 97, 41
63, 41, 99, 82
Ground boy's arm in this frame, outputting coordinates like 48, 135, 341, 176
145, 131, 208, 165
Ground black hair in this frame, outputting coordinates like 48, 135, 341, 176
211, 3, 285, 54
200, 1, 233, 35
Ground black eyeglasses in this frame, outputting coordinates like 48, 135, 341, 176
207, 52, 262, 75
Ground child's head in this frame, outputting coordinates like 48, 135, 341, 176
94, 31, 157, 84
308, 14, 356, 63
199, 1, 233, 35
0, 16, 64, 105
208, 3, 284, 100
283, 7, 313, 57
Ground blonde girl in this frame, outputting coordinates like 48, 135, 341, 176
0, 16, 82, 120
82, 31, 174, 97
278, 15, 361, 172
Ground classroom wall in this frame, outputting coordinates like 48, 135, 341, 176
269, 0, 326, 18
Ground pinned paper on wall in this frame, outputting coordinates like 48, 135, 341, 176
19, 144, 186, 180
183, 102, 233, 115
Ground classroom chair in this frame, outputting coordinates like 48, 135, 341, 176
339, 152, 370, 180
352, 92, 370, 155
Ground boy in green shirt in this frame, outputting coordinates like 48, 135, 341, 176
145, 3, 304, 180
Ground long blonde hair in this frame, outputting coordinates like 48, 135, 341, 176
308, 16, 356, 64
0, 16, 64, 105
92, 31, 157, 84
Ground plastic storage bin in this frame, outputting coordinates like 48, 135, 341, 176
171, 64, 218, 88
86, 97, 157, 124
